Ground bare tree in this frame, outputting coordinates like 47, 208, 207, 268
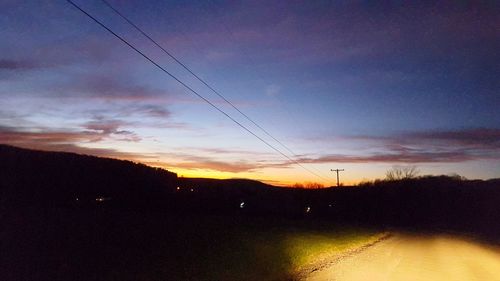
304, 182, 325, 189
291, 182, 325, 188
385, 166, 419, 181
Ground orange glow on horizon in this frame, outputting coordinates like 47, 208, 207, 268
145, 161, 360, 187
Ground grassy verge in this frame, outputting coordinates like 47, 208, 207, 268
282, 229, 386, 274
2, 208, 381, 281
133, 215, 382, 280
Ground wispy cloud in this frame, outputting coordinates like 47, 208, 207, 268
52, 74, 168, 101
4, 126, 497, 174
0, 125, 100, 143
150, 150, 291, 173
169, 159, 258, 173
0, 125, 283, 173
129, 104, 171, 118
407, 128, 500, 149
83, 117, 141, 142
349, 128, 500, 151
301, 128, 500, 165
1, 116, 141, 149
182, 147, 275, 156
0, 33, 113, 73
298, 151, 477, 164
0, 59, 41, 71
0, 125, 155, 163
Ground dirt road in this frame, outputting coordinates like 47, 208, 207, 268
303, 234, 500, 281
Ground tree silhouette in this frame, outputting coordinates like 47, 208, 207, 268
385, 166, 419, 181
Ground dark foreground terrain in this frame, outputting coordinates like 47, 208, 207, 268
2, 206, 381, 281
1, 145, 500, 280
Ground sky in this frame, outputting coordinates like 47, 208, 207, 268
1, 0, 499, 186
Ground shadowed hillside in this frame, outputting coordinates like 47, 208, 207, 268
2, 144, 500, 238
0, 145, 277, 212
0, 144, 177, 208
2, 144, 500, 280
1, 145, 379, 281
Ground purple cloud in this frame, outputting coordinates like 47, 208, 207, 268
82, 118, 141, 142
0, 59, 40, 71
303, 128, 500, 164
128, 104, 171, 118
298, 151, 477, 165
407, 128, 500, 149
0, 125, 148, 160
1, 116, 141, 150
168, 159, 258, 173
52, 74, 166, 101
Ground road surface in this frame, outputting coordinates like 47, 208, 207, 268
304, 234, 500, 281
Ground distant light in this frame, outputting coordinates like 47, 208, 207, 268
190, 188, 194, 192
96, 197, 111, 202
240, 202, 245, 209
76, 198, 79, 201
176, 187, 180, 191
305, 206, 311, 213
328, 204, 332, 207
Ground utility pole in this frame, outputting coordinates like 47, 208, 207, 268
331, 169, 345, 187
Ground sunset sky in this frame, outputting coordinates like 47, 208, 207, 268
1, 1, 499, 186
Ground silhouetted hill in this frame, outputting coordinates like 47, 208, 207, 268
2, 144, 500, 239
0, 145, 278, 211
180, 177, 275, 191
0, 144, 177, 208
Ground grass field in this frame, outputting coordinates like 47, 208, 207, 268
151, 216, 382, 280
2, 207, 381, 281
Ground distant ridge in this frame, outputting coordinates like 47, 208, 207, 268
0, 144, 177, 207
2, 144, 500, 239
0, 144, 276, 208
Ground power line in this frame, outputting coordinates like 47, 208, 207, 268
65, 0, 329, 182
100, 1, 296, 159
99, 0, 334, 182
203, 0, 334, 181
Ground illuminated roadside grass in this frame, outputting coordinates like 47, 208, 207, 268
283, 230, 383, 272
148, 218, 383, 281
227, 228, 383, 280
